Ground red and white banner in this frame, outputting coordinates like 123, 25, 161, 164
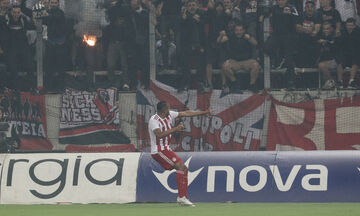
267, 96, 360, 150
137, 80, 266, 151
59, 88, 131, 149
0, 90, 53, 150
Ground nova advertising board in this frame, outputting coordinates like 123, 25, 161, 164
0, 153, 140, 204
136, 151, 360, 202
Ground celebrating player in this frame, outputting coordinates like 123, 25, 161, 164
148, 101, 211, 206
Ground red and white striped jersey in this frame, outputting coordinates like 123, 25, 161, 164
148, 111, 179, 154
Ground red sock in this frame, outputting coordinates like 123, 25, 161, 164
176, 170, 188, 198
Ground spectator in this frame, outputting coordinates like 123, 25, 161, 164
0, 0, 11, 84
316, 21, 342, 89
302, 0, 321, 11
223, 0, 242, 20
159, 0, 182, 70
220, 22, 260, 93
0, 0, 10, 15
156, 30, 176, 71
317, 0, 342, 37
12, 0, 32, 18
337, 18, 360, 88
204, 0, 231, 91
266, 0, 299, 88
103, 3, 133, 91
1, 5, 35, 90
240, 0, 264, 43
43, 0, 68, 92
0, 105, 20, 153
129, 0, 150, 89
178, 0, 207, 92
295, 0, 321, 67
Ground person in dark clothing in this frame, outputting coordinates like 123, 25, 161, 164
128, 0, 150, 89
43, 0, 68, 92
204, 1, 231, 91
1, 5, 35, 90
337, 18, 360, 89
159, 0, 182, 69
240, 0, 264, 43
178, 0, 207, 92
295, 0, 321, 67
220, 22, 260, 93
0, 105, 20, 153
316, 21, 342, 89
104, 4, 133, 90
317, 0, 341, 37
0, 0, 11, 88
9, 0, 32, 18
266, 0, 299, 88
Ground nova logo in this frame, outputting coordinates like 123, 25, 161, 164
207, 165, 328, 192
153, 162, 329, 193
152, 157, 204, 193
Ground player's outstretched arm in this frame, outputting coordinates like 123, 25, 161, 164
153, 124, 185, 138
178, 109, 212, 118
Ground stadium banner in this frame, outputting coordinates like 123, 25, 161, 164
136, 151, 360, 202
58, 88, 131, 147
0, 90, 53, 150
267, 96, 360, 150
137, 80, 266, 151
0, 153, 140, 204
0, 154, 6, 199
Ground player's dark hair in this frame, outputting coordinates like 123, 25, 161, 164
157, 101, 167, 113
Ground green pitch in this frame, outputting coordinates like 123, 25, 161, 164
0, 203, 359, 216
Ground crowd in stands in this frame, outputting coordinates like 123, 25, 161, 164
0, 0, 359, 93
0, 0, 150, 92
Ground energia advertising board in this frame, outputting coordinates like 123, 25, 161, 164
0, 153, 140, 204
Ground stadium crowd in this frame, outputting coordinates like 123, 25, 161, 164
0, 0, 359, 93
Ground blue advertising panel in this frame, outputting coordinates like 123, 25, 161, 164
136, 151, 360, 202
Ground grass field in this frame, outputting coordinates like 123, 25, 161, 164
0, 203, 359, 216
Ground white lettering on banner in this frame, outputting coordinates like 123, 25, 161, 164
201, 117, 210, 134
210, 116, 222, 134
244, 131, 253, 150
203, 165, 328, 193
276, 105, 305, 125
207, 166, 235, 192
12, 121, 46, 138
233, 123, 244, 144
239, 166, 267, 192
181, 136, 192, 151
0, 153, 140, 204
193, 139, 213, 151
61, 108, 102, 122
192, 115, 202, 128
220, 125, 232, 144
301, 165, 328, 191
182, 117, 191, 133
270, 165, 301, 191
62, 94, 97, 109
